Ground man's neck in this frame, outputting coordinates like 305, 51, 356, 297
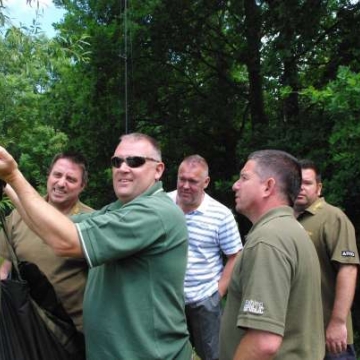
48, 200, 78, 216
293, 198, 320, 218
177, 192, 204, 214
250, 200, 289, 224
293, 208, 302, 218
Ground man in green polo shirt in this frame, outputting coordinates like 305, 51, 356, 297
220, 150, 325, 360
294, 159, 359, 360
0, 133, 192, 360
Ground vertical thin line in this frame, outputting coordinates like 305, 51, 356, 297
124, 0, 128, 133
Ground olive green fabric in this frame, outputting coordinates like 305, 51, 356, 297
220, 207, 325, 360
298, 197, 360, 344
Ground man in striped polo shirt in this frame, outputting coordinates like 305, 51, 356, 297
169, 155, 242, 360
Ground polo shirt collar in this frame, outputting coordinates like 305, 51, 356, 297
186, 192, 209, 215
303, 197, 325, 216
111, 181, 164, 209
249, 206, 294, 235
70, 201, 87, 215
44, 194, 84, 216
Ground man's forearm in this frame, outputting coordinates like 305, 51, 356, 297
6, 169, 82, 257
330, 264, 357, 324
4, 184, 33, 229
218, 252, 239, 297
233, 329, 282, 360
326, 264, 358, 353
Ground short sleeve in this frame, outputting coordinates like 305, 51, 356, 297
219, 212, 243, 255
323, 211, 359, 265
77, 202, 166, 268
237, 242, 293, 336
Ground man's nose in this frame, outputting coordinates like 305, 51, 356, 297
232, 181, 239, 191
118, 161, 131, 171
57, 177, 66, 186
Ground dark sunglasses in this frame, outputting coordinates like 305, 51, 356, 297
111, 156, 160, 168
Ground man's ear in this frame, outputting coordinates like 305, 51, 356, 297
317, 182, 322, 197
264, 177, 276, 197
203, 176, 210, 189
155, 162, 165, 181
80, 182, 86, 192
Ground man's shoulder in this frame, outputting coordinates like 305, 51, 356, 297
153, 190, 184, 215
78, 202, 94, 213
71, 201, 94, 215
254, 206, 294, 228
204, 193, 233, 214
131, 188, 184, 218
4, 208, 22, 224
250, 207, 307, 244
167, 190, 177, 202
322, 199, 347, 215
310, 198, 350, 221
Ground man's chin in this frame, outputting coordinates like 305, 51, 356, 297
295, 198, 306, 206
178, 194, 191, 202
294, 202, 308, 212
49, 194, 67, 204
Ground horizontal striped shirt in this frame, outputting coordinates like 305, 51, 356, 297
168, 191, 243, 303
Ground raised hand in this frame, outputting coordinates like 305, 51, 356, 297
0, 146, 18, 183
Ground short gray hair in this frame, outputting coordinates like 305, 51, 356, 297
248, 150, 301, 206
120, 133, 162, 160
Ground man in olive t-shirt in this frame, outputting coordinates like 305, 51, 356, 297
294, 159, 359, 360
220, 150, 325, 360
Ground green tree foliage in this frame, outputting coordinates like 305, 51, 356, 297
2, 0, 360, 346
0, 27, 65, 188
44, 0, 128, 205
0, 20, 90, 191
1, 0, 360, 223
301, 66, 360, 209
129, 0, 249, 200
31, 0, 359, 210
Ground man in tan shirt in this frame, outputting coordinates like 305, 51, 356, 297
294, 159, 359, 360
0, 151, 93, 332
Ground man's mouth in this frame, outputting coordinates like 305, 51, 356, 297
180, 191, 191, 197
53, 188, 66, 195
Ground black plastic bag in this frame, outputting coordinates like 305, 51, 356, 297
0, 206, 85, 360
0, 262, 85, 360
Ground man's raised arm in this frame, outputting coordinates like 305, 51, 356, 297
0, 146, 82, 257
